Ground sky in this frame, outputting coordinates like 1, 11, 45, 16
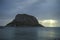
0, 0, 60, 27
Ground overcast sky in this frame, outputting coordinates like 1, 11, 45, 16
0, 0, 60, 26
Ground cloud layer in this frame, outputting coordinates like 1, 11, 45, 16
0, 0, 60, 26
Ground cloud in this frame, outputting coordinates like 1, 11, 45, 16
0, 0, 60, 26
0, 0, 39, 18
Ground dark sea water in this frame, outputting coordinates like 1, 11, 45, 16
0, 26, 60, 40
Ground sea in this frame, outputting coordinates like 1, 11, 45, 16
0, 26, 60, 40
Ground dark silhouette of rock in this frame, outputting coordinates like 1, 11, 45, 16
6, 14, 44, 27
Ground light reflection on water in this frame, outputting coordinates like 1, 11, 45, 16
38, 27, 60, 40
0, 27, 60, 40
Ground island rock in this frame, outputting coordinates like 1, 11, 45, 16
6, 14, 44, 27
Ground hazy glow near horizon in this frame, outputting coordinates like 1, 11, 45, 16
39, 19, 57, 27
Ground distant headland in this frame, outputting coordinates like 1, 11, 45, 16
6, 14, 44, 27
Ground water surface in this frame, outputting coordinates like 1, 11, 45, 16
0, 27, 60, 40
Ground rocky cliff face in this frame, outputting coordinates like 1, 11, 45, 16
6, 14, 44, 27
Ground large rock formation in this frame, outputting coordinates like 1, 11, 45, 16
6, 14, 44, 27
